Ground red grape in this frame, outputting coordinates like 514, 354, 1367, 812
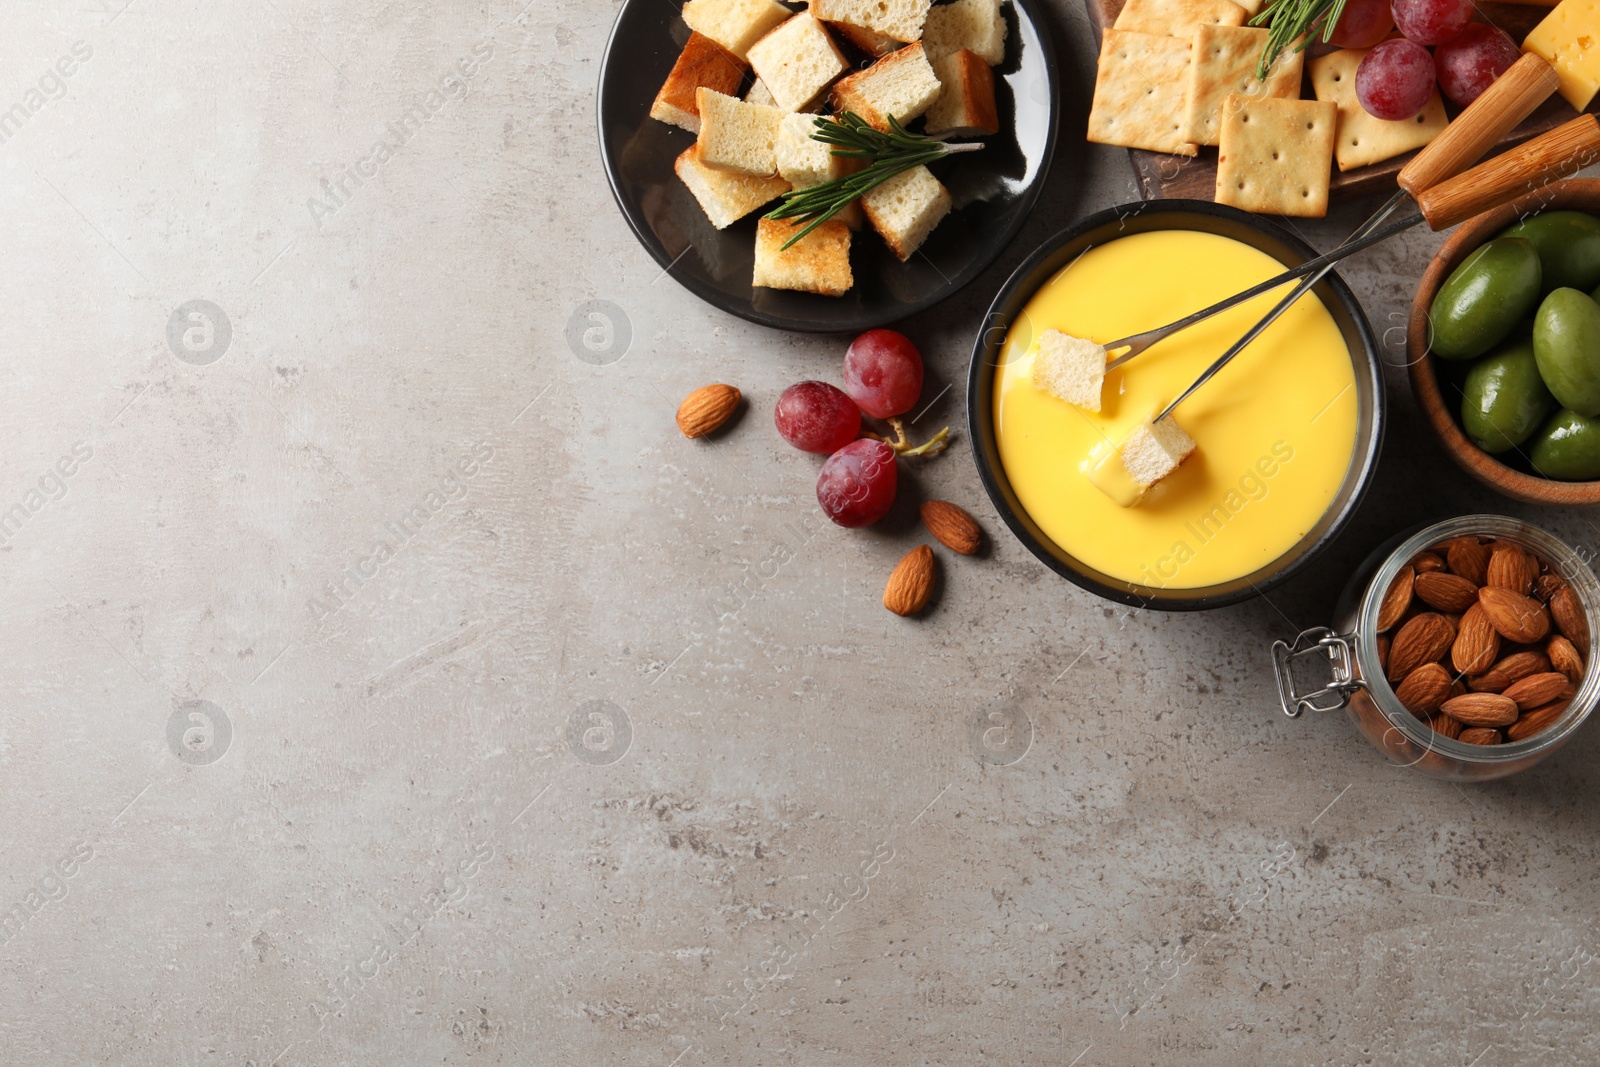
775, 381, 861, 454
843, 329, 923, 419
1326, 0, 1394, 49
1356, 39, 1436, 120
816, 439, 897, 527
1435, 23, 1520, 106
1391, 0, 1472, 46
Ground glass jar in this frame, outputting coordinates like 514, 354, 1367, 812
1272, 515, 1600, 781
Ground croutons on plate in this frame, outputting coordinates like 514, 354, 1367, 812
753, 217, 854, 297
925, 49, 1000, 136
860, 164, 951, 261
695, 88, 784, 175
650, 32, 746, 134
681, 0, 792, 60
809, 0, 933, 44
830, 42, 943, 130
676, 145, 790, 229
747, 14, 849, 112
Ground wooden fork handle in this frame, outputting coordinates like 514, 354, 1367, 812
1417, 115, 1600, 231
1398, 54, 1562, 197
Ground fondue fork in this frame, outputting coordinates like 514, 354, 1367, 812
1102, 54, 1566, 374
1151, 113, 1600, 424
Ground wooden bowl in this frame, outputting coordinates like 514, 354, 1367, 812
1409, 178, 1600, 506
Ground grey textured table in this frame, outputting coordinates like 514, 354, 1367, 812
3, 2, 1599, 1064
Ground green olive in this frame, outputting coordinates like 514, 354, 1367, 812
1532, 288, 1600, 417
1530, 409, 1600, 481
1498, 210, 1600, 294
1428, 238, 1543, 361
1459, 337, 1554, 453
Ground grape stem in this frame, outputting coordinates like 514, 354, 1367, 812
866, 417, 950, 457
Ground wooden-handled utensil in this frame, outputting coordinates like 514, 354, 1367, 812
1103, 54, 1567, 373
1153, 103, 1600, 425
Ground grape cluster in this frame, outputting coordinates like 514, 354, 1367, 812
774, 330, 950, 527
1346, 0, 1519, 119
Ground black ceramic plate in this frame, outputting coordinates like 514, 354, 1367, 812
596, 0, 1060, 333
967, 200, 1386, 611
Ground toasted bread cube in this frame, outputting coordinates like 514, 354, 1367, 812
682, 0, 793, 61
860, 163, 950, 260
922, 0, 1008, 63
810, 0, 932, 42
754, 217, 854, 297
676, 146, 790, 229
747, 14, 850, 112
777, 112, 842, 187
775, 113, 864, 228
831, 42, 943, 129
1090, 417, 1196, 506
830, 20, 904, 56
650, 33, 748, 134
925, 49, 1000, 135
746, 78, 778, 106
696, 88, 784, 175
1030, 330, 1107, 412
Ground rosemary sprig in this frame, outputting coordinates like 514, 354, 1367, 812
764, 112, 983, 250
1249, 0, 1348, 79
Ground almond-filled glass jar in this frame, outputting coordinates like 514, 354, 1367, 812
1273, 516, 1600, 781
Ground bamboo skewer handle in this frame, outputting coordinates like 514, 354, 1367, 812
1398, 54, 1562, 197
1417, 115, 1600, 231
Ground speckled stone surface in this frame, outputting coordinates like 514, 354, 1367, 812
2, 1, 1599, 1064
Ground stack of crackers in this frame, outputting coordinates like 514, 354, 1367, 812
1086, 0, 1450, 217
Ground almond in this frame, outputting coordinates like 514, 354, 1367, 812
1458, 726, 1504, 746
1415, 572, 1480, 613
1486, 544, 1537, 595
1550, 586, 1589, 649
1535, 573, 1567, 601
1548, 634, 1584, 684
1506, 700, 1570, 742
1439, 692, 1519, 728
1451, 604, 1500, 675
883, 545, 936, 617
1410, 551, 1447, 574
1394, 663, 1451, 715
1449, 679, 1468, 699
920, 500, 981, 556
1501, 672, 1573, 711
1428, 713, 1463, 740
1376, 567, 1414, 632
1376, 634, 1391, 675
675, 383, 741, 438
1387, 613, 1456, 681
1478, 586, 1552, 644
1492, 649, 1550, 683
1445, 538, 1492, 586
1467, 669, 1510, 693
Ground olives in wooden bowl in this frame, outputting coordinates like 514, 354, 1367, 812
1409, 179, 1600, 505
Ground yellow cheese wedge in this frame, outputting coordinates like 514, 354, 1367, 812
1524, 0, 1600, 112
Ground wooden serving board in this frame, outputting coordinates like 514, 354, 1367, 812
1082, 0, 1597, 202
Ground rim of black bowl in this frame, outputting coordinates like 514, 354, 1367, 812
594, 0, 1062, 334
966, 199, 1387, 611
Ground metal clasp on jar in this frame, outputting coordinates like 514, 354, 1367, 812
1271, 627, 1367, 718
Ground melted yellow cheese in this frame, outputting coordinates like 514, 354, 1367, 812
993, 230, 1359, 590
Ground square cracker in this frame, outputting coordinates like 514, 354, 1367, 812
1087, 30, 1200, 156
1215, 94, 1336, 217
1181, 25, 1303, 147
1310, 47, 1449, 171
1114, 0, 1247, 37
